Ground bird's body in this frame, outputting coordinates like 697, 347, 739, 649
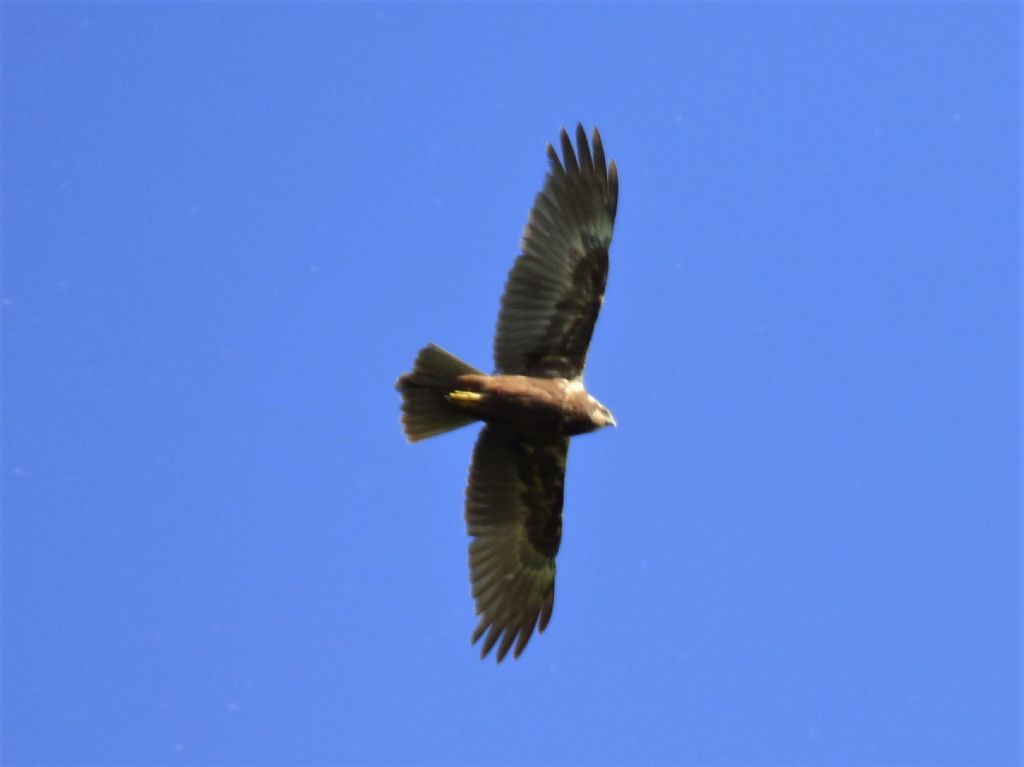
396, 125, 618, 661
446, 373, 611, 437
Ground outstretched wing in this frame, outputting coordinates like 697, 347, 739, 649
465, 425, 569, 661
493, 124, 618, 380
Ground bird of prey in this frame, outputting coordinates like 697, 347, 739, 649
396, 125, 618, 662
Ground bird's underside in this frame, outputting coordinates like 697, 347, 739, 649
396, 125, 618, 661
446, 373, 610, 438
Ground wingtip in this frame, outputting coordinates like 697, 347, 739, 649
546, 141, 562, 171
559, 129, 578, 174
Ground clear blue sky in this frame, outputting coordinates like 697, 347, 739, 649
3, 4, 1019, 766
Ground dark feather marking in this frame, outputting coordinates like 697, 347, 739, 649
480, 623, 502, 658
538, 588, 555, 632
516, 439, 565, 559
560, 128, 579, 176
522, 245, 608, 378
576, 124, 594, 176
513, 614, 538, 658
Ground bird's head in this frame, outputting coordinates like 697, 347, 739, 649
588, 397, 616, 429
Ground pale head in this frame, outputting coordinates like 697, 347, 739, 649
588, 396, 616, 429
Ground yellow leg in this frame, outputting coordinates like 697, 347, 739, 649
446, 390, 483, 406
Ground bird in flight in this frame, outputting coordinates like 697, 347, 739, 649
396, 125, 618, 661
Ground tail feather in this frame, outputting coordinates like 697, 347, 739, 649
396, 344, 483, 442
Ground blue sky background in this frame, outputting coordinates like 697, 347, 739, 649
3, 4, 1019, 766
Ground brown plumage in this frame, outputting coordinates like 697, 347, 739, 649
396, 125, 618, 661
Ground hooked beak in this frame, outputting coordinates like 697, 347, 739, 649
607, 412, 617, 428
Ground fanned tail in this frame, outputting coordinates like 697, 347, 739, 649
396, 344, 483, 442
